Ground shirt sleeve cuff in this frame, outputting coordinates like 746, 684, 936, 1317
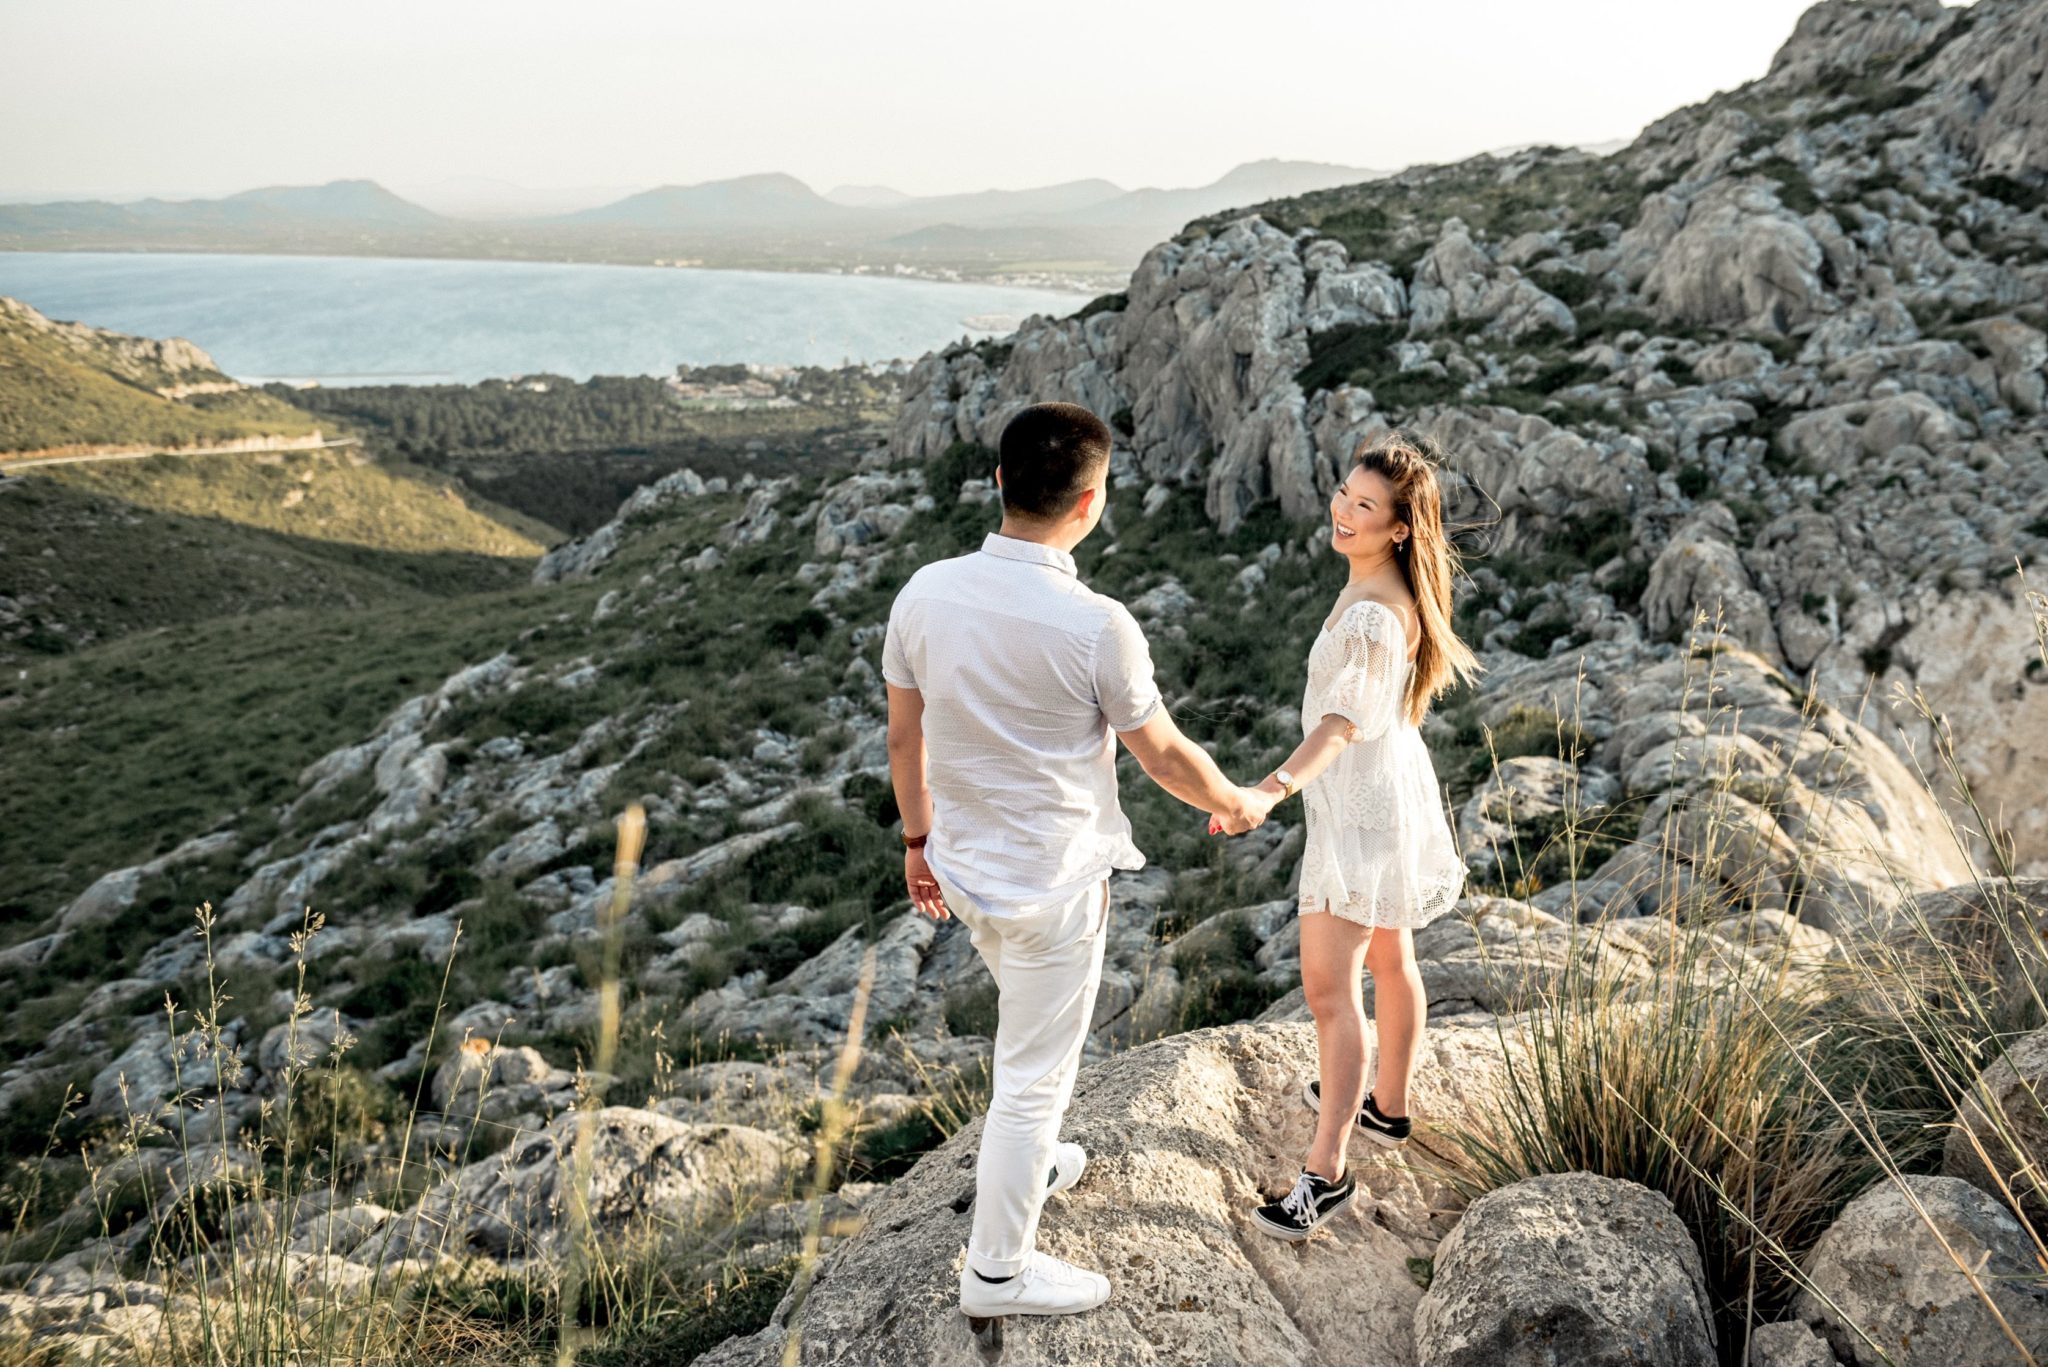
1111, 694, 1165, 733
1321, 706, 1370, 734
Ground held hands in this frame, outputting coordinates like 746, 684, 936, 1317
905, 847, 950, 920
1207, 781, 1281, 836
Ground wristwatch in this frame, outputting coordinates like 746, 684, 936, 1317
902, 831, 929, 850
1271, 768, 1300, 798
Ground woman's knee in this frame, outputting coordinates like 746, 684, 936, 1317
1301, 972, 1359, 1023
1364, 929, 1416, 979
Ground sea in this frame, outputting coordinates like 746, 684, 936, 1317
0, 251, 1088, 386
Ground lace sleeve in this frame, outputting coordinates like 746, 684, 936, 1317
1318, 600, 1406, 743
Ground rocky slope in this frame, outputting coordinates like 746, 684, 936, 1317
892, 0, 2048, 872
2, 2, 2047, 1362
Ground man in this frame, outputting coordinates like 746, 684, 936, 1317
882, 401, 1274, 1321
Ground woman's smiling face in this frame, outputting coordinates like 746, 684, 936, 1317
1328, 464, 1406, 556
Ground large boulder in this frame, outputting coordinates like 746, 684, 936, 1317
1792, 1174, 2048, 1366
699, 1019, 1515, 1366
1413, 1172, 1716, 1367
1642, 509, 1778, 660
1639, 183, 1832, 333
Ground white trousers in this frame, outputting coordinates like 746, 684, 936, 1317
928, 861, 1110, 1278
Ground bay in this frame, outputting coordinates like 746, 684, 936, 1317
0, 251, 1087, 386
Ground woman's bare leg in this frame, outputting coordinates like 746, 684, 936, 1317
1299, 908, 1372, 1179
1365, 927, 1424, 1115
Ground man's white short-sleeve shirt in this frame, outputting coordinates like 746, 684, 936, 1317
883, 532, 1163, 905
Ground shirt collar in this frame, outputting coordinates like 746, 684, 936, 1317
980, 532, 1077, 578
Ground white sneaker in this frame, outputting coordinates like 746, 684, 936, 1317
959, 1250, 1112, 1318
1046, 1141, 1087, 1196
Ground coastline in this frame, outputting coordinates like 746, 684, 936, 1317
0, 242, 1115, 297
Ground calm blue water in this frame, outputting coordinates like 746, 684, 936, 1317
0, 252, 1086, 385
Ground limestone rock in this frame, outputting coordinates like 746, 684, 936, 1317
1944, 1024, 2048, 1226
1639, 183, 1832, 333
699, 1020, 1514, 1366
1792, 1174, 2048, 1366
354, 1107, 790, 1266
1413, 1172, 1716, 1367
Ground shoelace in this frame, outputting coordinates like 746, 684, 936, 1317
1031, 1253, 1083, 1286
1278, 1171, 1320, 1223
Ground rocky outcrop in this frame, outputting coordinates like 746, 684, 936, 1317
700, 1019, 1514, 1366
877, 1, 2048, 874
353, 1107, 790, 1267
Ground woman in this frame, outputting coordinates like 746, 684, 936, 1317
1238, 432, 1482, 1241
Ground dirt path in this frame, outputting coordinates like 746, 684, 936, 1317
0, 436, 359, 471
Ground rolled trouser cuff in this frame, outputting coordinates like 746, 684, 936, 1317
967, 1244, 1029, 1279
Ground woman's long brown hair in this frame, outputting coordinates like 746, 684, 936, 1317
1354, 431, 1484, 725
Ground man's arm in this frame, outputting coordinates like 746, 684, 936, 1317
886, 683, 949, 920
1116, 710, 1271, 833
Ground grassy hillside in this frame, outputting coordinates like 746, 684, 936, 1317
0, 297, 324, 455
281, 369, 893, 533
36, 444, 557, 553
0, 579, 569, 925
0, 449, 556, 660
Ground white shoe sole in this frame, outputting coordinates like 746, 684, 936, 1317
1302, 1080, 1410, 1147
959, 1275, 1110, 1319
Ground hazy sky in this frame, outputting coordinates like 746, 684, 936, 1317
2, 0, 1840, 200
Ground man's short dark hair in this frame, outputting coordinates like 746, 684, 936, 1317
997, 402, 1113, 521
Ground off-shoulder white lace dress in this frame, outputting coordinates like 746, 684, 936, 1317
1296, 598, 1466, 928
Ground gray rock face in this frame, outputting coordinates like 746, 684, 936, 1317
1944, 1025, 2048, 1227
1792, 1174, 2048, 1366
1413, 1172, 1716, 1367
1923, 0, 2048, 179
1639, 182, 1832, 333
532, 466, 720, 583
1643, 508, 1777, 661
354, 1107, 790, 1266
1747, 1319, 1842, 1367
55, 831, 234, 931
699, 1019, 1515, 1367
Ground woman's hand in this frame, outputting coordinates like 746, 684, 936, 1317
906, 847, 949, 920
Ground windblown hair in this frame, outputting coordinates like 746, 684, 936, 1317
997, 402, 1113, 521
1354, 431, 1484, 725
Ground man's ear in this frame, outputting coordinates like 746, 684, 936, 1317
994, 465, 1004, 490
1071, 486, 1098, 522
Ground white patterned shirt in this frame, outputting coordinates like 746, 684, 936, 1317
882, 532, 1163, 907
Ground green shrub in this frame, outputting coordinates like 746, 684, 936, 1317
285, 1066, 393, 1164
1072, 291, 1129, 321
925, 440, 997, 505
1294, 322, 1405, 396
942, 980, 1000, 1038
1539, 270, 1597, 310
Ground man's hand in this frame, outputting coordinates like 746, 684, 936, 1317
1209, 784, 1279, 835
906, 847, 949, 920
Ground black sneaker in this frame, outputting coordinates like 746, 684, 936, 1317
1252, 1167, 1356, 1240
1303, 1079, 1413, 1148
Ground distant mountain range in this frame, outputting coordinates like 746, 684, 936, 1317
0, 160, 1402, 286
